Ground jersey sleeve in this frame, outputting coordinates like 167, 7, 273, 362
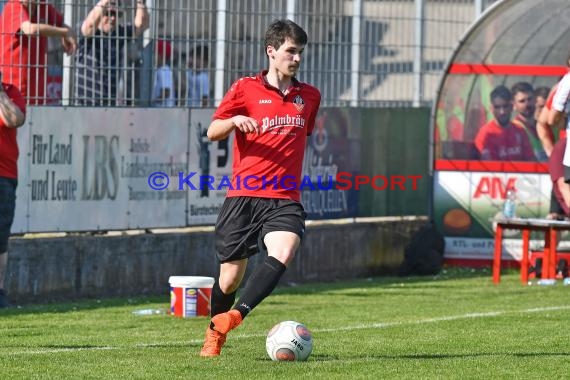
212, 79, 247, 120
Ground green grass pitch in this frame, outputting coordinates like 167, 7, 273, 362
1, 268, 569, 379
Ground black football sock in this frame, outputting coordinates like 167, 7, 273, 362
234, 256, 286, 318
209, 279, 236, 330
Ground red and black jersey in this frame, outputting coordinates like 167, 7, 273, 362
213, 71, 321, 201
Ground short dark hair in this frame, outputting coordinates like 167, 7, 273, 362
490, 85, 511, 103
264, 19, 308, 51
534, 86, 550, 100
510, 81, 533, 96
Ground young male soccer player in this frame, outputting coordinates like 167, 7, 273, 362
200, 19, 321, 357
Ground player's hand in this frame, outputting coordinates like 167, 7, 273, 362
62, 26, 77, 55
232, 115, 261, 134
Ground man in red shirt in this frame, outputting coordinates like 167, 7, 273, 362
474, 85, 535, 161
0, 0, 76, 105
0, 71, 26, 308
200, 19, 321, 357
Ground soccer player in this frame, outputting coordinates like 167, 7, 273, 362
199, 19, 321, 357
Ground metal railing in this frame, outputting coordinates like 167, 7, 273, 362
0, 0, 497, 108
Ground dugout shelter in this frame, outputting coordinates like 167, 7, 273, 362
432, 0, 570, 263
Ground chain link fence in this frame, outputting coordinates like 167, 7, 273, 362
1, 0, 498, 107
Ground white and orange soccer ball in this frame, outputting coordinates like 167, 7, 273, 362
265, 320, 313, 361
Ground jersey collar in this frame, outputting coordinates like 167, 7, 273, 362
257, 70, 301, 93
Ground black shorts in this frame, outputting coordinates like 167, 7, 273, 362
0, 177, 17, 253
565, 165, 570, 184
214, 196, 307, 263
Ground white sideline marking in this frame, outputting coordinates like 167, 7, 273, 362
4, 305, 570, 356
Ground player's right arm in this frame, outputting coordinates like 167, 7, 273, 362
208, 78, 258, 141
207, 116, 260, 141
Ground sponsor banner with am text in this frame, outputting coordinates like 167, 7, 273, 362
434, 170, 553, 260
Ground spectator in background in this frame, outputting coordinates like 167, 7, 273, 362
0, 71, 27, 308
535, 86, 551, 122
152, 39, 175, 107
74, 0, 149, 106
511, 81, 547, 161
186, 45, 210, 107
0, 0, 77, 105
474, 85, 535, 161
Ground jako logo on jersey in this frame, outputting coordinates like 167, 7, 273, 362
293, 95, 305, 112
259, 99, 272, 104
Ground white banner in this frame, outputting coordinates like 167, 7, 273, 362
13, 107, 189, 232
11, 107, 357, 233
185, 109, 233, 225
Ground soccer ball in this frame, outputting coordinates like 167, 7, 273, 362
265, 320, 313, 361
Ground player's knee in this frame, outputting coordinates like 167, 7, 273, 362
218, 275, 241, 294
270, 250, 296, 267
